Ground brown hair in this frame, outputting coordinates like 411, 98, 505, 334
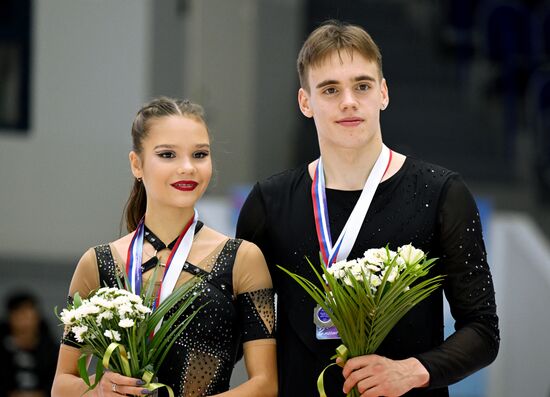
123, 97, 207, 232
297, 20, 383, 91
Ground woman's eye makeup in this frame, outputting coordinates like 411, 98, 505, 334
155, 150, 209, 159
157, 151, 176, 159
193, 151, 210, 159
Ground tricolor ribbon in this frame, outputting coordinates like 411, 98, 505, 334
126, 218, 146, 296
312, 145, 392, 267
126, 210, 198, 332
153, 211, 197, 311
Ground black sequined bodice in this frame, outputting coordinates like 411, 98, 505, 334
66, 239, 275, 397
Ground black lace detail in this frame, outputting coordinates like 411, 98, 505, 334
62, 237, 273, 397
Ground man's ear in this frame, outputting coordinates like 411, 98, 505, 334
298, 88, 313, 118
380, 78, 389, 110
129, 151, 143, 179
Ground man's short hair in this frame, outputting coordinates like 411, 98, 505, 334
297, 20, 383, 91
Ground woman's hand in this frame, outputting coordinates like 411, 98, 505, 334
94, 371, 152, 396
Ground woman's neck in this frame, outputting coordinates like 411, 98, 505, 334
316, 139, 384, 191
143, 206, 195, 245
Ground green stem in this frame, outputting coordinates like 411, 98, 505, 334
347, 387, 361, 397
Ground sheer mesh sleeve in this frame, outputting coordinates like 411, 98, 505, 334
415, 175, 500, 388
61, 248, 101, 347
233, 241, 275, 343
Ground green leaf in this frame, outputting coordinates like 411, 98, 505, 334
73, 292, 82, 308
278, 252, 445, 357
77, 353, 90, 386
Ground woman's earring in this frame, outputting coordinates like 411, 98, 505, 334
137, 177, 142, 182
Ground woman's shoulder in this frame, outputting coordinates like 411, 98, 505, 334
197, 226, 263, 259
109, 233, 134, 262
197, 225, 231, 246
72, 234, 132, 274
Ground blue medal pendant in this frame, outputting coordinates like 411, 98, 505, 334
314, 305, 340, 340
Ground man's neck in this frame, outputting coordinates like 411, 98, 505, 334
316, 139, 384, 191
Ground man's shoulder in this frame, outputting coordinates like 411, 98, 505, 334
256, 164, 308, 193
405, 156, 459, 182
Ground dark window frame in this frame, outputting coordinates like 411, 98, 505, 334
0, 0, 32, 132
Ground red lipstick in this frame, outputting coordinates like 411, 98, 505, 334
171, 180, 198, 191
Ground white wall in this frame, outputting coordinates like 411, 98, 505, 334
0, 0, 304, 260
179, 0, 259, 192
487, 213, 550, 397
0, 0, 152, 260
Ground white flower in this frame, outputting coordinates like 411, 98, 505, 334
126, 294, 142, 304
369, 274, 382, 288
398, 244, 425, 265
96, 311, 114, 325
72, 325, 88, 343
76, 303, 101, 319
328, 260, 345, 274
363, 261, 382, 272
60, 309, 76, 325
349, 261, 365, 281
118, 318, 135, 328
90, 295, 114, 309
382, 266, 399, 282
104, 329, 121, 342
96, 287, 113, 296
328, 260, 348, 280
364, 248, 397, 265
395, 256, 406, 271
113, 295, 132, 306
135, 304, 152, 315
117, 303, 133, 317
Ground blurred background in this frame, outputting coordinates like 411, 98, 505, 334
0, 0, 549, 396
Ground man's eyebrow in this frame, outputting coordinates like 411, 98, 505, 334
354, 75, 376, 82
316, 79, 339, 89
315, 75, 377, 89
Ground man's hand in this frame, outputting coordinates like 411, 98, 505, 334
341, 354, 429, 397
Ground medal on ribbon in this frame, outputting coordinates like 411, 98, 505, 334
311, 145, 392, 340
126, 210, 199, 332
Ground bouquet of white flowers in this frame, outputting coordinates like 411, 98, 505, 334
278, 244, 444, 397
58, 269, 202, 396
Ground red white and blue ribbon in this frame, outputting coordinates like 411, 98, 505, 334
312, 145, 392, 267
126, 209, 199, 308
126, 218, 146, 296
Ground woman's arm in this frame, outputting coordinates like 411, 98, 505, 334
51, 248, 149, 397
218, 240, 277, 396
214, 341, 277, 397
